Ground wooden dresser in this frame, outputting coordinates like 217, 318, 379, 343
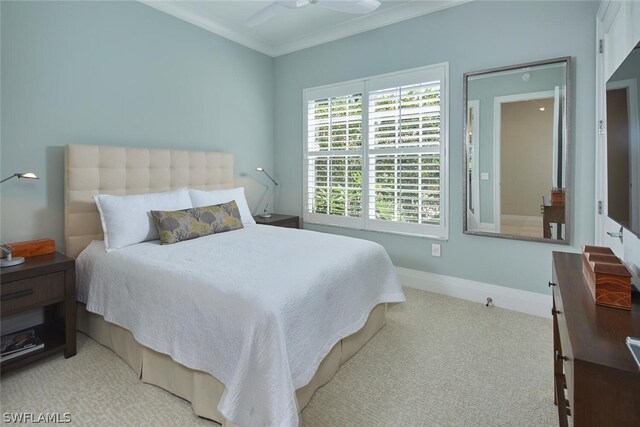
551, 252, 640, 426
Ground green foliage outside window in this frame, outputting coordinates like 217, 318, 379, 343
309, 82, 441, 225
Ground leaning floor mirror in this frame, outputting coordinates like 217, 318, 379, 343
463, 57, 571, 244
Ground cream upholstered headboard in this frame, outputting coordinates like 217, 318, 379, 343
65, 144, 234, 259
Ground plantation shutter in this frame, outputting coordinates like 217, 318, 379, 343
305, 82, 364, 228
367, 80, 442, 231
303, 64, 448, 238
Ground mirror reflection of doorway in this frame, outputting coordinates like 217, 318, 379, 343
464, 59, 569, 243
496, 93, 555, 238
466, 100, 480, 231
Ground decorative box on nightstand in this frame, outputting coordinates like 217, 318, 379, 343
253, 214, 300, 229
1, 252, 76, 372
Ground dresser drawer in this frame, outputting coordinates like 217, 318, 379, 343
1, 272, 65, 314
552, 284, 574, 410
552, 252, 640, 426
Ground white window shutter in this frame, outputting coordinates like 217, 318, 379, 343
303, 63, 448, 239
368, 81, 442, 226
306, 89, 364, 225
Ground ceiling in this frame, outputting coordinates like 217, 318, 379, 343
141, 0, 472, 57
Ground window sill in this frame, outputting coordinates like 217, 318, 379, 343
303, 220, 449, 241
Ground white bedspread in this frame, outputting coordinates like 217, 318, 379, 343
76, 225, 404, 427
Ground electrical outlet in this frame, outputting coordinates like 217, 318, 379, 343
431, 243, 441, 257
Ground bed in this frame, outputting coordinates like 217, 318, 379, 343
65, 144, 405, 427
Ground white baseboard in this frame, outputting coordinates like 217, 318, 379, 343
501, 214, 543, 223
395, 266, 552, 318
478, 222, 496, 232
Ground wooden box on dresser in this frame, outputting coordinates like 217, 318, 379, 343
551, 252, 640, 427
1, 252, 76, 372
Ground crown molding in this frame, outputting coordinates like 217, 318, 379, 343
140, 0, 473, 58
272, 0, 473, 57
140, 1, 277, 56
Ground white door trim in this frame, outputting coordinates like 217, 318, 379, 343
594, 0, 639, 253
466, 99, 481, 229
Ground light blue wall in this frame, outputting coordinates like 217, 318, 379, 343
1, 1, 600, 295
0, 1, 274, 250
274, 0, 599, 294
467, 66, 566, 223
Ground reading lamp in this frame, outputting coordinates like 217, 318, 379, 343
256, 167, 279, 218
0, 172, 39, 184
0, 172, 39, 267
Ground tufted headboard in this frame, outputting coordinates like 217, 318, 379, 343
65, 144, 234, 258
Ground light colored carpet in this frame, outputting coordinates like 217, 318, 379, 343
0, 288, 557, 426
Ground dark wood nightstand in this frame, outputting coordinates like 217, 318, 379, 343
253, 214, 300, 229
1, 252, 76, 372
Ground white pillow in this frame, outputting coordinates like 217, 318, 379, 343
189, 187, 256, 226
94, 188, 192, 252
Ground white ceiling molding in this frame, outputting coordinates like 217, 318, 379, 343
272, 0, 472, 56
140, 1, 473, 58
141, 1, 275, 55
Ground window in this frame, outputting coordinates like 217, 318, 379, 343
304, 64, 448, 238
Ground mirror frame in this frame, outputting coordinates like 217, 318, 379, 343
462, 57, 572, 245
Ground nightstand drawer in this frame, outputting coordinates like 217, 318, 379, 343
277, 218, 299, 228
253, 214, 300, 229
1, 271, 65, 314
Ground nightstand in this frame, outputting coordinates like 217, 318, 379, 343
1, 252, 76, 372
253, 214, 300, 229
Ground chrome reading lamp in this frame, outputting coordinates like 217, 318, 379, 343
256, 167, 279, 218
0, 172, 38, 184
0, 172, 39, 267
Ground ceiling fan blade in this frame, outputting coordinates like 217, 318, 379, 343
314, 0, 381, 14
245, 0, 311, 27
245, 2, 286, 27
279, 0, 311, 9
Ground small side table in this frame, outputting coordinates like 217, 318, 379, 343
1, 252, 76, 372
543, 203, 565, 239
253, 214, 300, 229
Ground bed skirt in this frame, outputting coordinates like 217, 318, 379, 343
77, 303, 387, 426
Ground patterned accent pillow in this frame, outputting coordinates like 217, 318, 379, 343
151, 201, 244, 245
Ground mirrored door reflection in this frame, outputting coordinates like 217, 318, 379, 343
464, 58, 570, 243
466, 101, 480, 231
